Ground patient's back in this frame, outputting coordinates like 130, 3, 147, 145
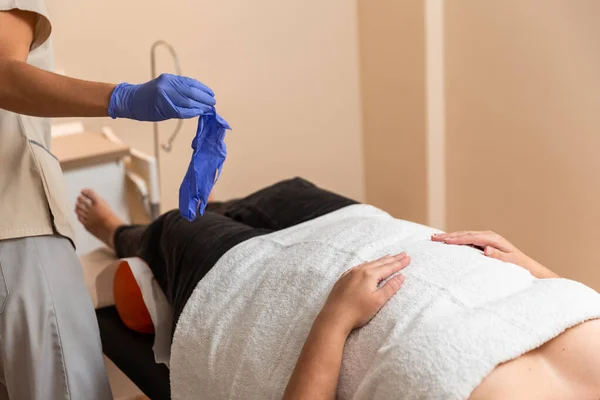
470, 319, 600, 400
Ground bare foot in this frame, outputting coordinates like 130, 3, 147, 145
75, 189, 124, 249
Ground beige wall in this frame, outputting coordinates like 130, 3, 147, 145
358, 0, 428, 224
46, 0, 365, 210
446, 0, 600, 289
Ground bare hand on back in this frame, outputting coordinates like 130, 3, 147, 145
319, 253, 411, 335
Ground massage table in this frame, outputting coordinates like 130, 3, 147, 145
97, 307, 171, 399
80, 246, 172, 399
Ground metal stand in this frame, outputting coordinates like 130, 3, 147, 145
149, 40, 183, 219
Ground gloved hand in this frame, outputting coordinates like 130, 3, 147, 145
108, 73, 216, 121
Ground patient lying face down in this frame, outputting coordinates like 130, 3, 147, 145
77, 178, 600, 400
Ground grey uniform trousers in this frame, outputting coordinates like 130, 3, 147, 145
0, 236, 112, 399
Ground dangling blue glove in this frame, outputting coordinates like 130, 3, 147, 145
179, 112, 231, 221
108, 73, 216, 121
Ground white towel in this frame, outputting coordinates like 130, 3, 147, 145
123, 257, 173, 367
170, 204, 600, 400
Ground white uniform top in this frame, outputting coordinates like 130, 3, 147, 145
0, 0, 74, 242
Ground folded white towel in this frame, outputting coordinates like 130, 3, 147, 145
170, 204, 600, 399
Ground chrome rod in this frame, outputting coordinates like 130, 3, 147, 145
150, 41, 183, 190
150, 40, 183, 219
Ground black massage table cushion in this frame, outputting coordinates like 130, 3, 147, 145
96, 307, 171, 399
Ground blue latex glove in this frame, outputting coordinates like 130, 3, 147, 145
179, 112, 231, 221
108, 73, 216, 121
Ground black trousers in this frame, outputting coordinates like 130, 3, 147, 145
113, 178, 357, 329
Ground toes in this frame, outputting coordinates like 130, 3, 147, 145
75, 203, 88, 218
76, 196, 90, 210
81, 188, 100, 205
75, 209, 87, 223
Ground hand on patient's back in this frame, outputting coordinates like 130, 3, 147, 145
108, 73, 216, 121
320, 253, 410, 334
432, 231, 529, 265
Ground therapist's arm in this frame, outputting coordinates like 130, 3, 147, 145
432, 231, 560, 279
0, 9, 115, 117
283, 253, 410, 400
0, 9, 215, 121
